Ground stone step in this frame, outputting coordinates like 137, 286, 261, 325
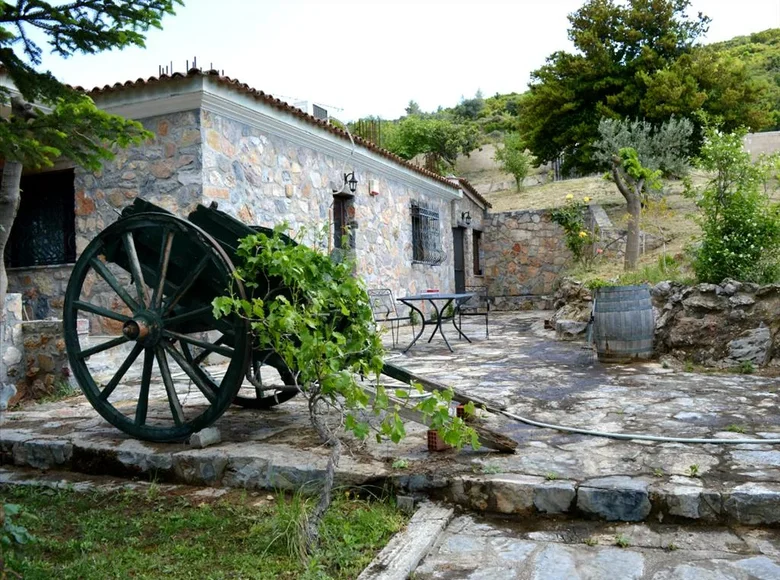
413, 513, 780, 579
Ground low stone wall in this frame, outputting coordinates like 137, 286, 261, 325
19, 320, 82, 403
0, 296, 86, 407
551, 278, 780, 367
653, 280, 780, 367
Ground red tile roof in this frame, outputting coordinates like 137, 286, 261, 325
82, 69, 461, 192
457, 177, 492, 209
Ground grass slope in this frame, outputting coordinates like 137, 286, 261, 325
1, 485, 407, 580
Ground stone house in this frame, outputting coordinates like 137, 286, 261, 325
4, 69, 492, 325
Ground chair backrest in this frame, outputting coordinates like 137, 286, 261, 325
463, 285, 488, 309
367, 288, 396, 321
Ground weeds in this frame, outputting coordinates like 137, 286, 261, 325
614, 534, 631, 548
584, 537, 598, 547
726, 424, 745, 434
544, 472, 558, 481
653, 468, 664, 478
688, 464, 700, 478
391, 459, 409, 470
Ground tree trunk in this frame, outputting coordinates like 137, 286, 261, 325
611, 160, 642, 271
624, 192, 642, 271
0, 161, 23, 322
304, 395, 341, 555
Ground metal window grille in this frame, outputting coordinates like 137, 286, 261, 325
5, 169, 76, 268
411, 201, 443, 265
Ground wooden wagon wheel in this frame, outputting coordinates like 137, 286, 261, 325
63, 213, 251, 442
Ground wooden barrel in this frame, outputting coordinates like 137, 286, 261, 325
593, 285, 655, 363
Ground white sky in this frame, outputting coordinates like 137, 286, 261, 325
34, 0, 780, 121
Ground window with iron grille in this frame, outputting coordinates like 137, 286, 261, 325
411, 201, 443, 265
5, 169, 76, 268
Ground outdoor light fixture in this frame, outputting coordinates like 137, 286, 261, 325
345, 172, 358, 194
461, 211, 472, 226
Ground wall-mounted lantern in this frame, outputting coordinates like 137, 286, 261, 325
461, 211, 472, 226
345, 172, 358, 194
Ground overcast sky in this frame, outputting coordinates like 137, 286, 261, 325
35, 0, 780, 121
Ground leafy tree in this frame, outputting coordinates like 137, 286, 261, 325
593, 117, 692, 270
404, 100, 422, 116
519, 0, 771, 175
692, 127, 780, 283
708, 28, 780, 130
385, 115, 480, 173
0, 0, 180, 320
493, 132, 531, 190
452, 90, 485, 120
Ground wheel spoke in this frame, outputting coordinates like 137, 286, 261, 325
135, 348, 153, 426
162, 342, 218, 404
162, 330, 234, 358
99, 343, 144, 402
151, 230, 175, 310
123, 231, 149, 307
90, 257, 140, 312
192, 335, 227, 366
164, 305, 214, 327
74, 300, 131, 323
155, 346, 185, 426
78, 335, 129, 359
163, 254, 210, 315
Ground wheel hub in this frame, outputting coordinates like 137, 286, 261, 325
122, 311, 162, 346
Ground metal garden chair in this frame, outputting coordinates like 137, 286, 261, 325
367, 288, 415, 348
455, 285, 490, 338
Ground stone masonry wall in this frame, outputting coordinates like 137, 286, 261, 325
200, 110, 455, 302
1, 294, 24, 410
7, 110, 203, 330
483, 209, 570, 306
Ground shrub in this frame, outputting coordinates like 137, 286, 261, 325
550, 195, 592, 263
692, 128, 780, 284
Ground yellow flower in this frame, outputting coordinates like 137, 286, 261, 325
565, 194, 574, 200
579, 231, 588, 238
583, 196, 591, 202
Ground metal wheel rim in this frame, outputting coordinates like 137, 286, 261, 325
63, 213, 250, 442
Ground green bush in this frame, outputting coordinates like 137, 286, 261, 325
693, 128, 780, 284
550, 195, 592, 263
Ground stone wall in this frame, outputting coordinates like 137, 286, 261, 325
551, 278, 780, 367
7, 110, 203, 327
653, 280, 780, 367
1, 294, 24, 410
482, 209, 569, 306
200, 109, 456, 300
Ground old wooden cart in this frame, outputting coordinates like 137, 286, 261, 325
64, 199, 300, 442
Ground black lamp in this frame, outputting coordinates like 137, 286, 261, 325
461, 211, 472, 226
345, 172, 358, 194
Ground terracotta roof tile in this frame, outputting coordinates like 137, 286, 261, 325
83, 69, 461, 191
457, 177, 492, 208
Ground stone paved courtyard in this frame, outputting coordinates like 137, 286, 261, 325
2, 311, 780, 525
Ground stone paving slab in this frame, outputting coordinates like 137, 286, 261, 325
2, 312, 780, 524
413, 513, 780, 579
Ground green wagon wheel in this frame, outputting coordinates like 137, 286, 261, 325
181, 342, 300, 409
233, 349, 299, 409
63, 213, 250, 442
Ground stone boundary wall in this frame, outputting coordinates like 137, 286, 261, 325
483, 209, 569, 305
652, 280, 780, 367
551, 278, 780, 367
